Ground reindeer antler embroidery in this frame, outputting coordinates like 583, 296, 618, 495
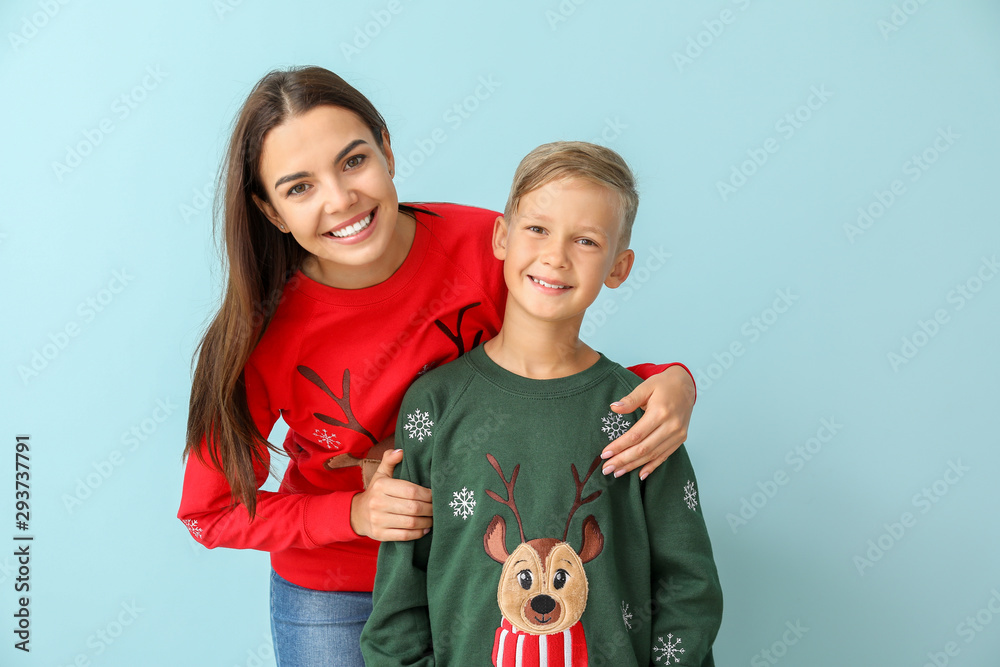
433, 302, 485, 357
484, 453, 526, 543
297, 365, 377, 445
563, 456, 604, 542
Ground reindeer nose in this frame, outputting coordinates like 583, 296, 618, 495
530, 595, 556, 615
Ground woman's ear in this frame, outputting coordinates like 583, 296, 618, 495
604, 248, 635, 288
252, 194, 287, 232
380, 129, 395, 178
492, 215, 509, 260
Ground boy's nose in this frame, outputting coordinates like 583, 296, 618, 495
539, 240, 568, 268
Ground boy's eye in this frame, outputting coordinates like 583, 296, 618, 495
577, 238, 597, 247
526, 225, 544, 234
345, 154, 366, 169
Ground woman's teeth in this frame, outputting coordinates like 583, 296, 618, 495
329, 212, 373, 238
531, 277, 569, 289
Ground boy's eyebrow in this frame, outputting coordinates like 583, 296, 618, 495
522, 210, 611, 239
577, 225, 610, 239
273, 138, 369, 190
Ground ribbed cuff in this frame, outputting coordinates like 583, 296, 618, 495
303, 490, 363, 546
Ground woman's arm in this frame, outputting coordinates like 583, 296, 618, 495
178, 362, 365, 550
606, 363, 697, 480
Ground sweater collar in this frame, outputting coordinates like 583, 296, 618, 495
463, 344, 615, 397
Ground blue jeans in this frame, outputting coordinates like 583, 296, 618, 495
269, 569, 372, 667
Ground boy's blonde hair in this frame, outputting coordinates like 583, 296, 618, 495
503, 141, 639, 250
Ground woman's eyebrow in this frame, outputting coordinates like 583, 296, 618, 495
274, 171, 311, 190
272, 139, 370, 190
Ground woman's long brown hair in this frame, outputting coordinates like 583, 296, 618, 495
184, 66, 412, 517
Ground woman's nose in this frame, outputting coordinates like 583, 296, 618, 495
323, 179, 357, 214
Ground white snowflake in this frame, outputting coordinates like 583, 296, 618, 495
683, 480, 698, 510
653, 634, 685, 664
601, 412, 632, 441
449, 487, 476, 519
621, 601, 633, 630
313, 429, 341, 450
404, 409, 434, 441
182, 519, 203, 540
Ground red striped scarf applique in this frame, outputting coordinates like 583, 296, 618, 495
491, 618, 588, 667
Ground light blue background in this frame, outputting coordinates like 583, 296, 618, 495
2, 1, 998, 665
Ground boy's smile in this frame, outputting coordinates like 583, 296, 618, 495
493, 177, 634, 326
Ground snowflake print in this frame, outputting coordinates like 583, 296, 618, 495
449, 487, 476, 519
404, 409, 434, 441
182, 519, 203, 540
654, 634, 685, 664
313, 429, 341, 450
601, 412, 632, 441
621, 601, 633, 630
683, 480, 699, 510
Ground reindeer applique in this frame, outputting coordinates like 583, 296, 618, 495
297, 365, 392, 487
483, 453, 605, 667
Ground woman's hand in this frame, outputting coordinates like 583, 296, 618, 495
350, 449, 433, 541
601, 365, 696, 480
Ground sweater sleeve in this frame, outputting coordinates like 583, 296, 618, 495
643, 445, 723, 666
626, 362, 697, 404
177, 361, 362, 551
360, 385, 436, 666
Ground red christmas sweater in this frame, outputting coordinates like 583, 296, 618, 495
178, 203, 691, 592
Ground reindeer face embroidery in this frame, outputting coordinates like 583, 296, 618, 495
483, 452, 604, 659
492, 537, 597, 634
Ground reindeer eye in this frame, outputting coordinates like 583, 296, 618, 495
553, 569, 569, 590
517, 570, 533, 590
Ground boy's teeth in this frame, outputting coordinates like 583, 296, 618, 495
531, 277, 569, 289
329, 212, 372, 238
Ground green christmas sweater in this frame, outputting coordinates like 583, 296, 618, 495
361, 345, 723, 667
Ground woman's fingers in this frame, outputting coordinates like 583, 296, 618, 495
353, 458, 434, 541
602, 414, 686, 477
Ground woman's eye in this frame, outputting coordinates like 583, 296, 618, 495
289, 183, 308, 196
345, 154, 366, 169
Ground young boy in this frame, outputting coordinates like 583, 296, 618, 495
361, 142, 723, 666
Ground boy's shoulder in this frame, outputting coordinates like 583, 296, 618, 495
400, 352, 478, 406
600, 353, 645, 395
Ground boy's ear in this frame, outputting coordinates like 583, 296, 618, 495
252, 194, 287, 232
604, 248, 635, 288
492, 215, 509, 260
